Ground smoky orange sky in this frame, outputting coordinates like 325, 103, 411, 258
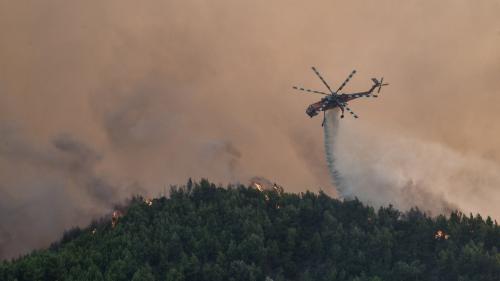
1, 0, 499, 259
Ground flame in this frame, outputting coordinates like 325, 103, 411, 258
252, 182, 269, 200
272, 184, 284, 194
144, 198, 153, 206
111, 210, 123, 228
91, 228, 96, 235
253, 182, 264, 192
434, 230, 450, 240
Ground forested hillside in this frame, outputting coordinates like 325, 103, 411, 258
1, 179, 499, 281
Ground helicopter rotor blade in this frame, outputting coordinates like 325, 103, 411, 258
341, 103, 359, 118
377, 77, 389, 93
350, 93, 378, 98
292, 86, 329, 96
311, 66, 335, 95
335, 69, 357, 93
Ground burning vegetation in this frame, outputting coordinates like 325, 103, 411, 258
144, 198, 153, 206
111, 210, 123, 228
250, 176, 284, 194
253, 182, 265, 192
251, 177, 284, 209
1, 180, 499, 281
434, 229, 450, 240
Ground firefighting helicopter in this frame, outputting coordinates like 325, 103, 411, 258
293, 67, 388, 126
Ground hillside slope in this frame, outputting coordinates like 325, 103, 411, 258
1, 179, 499, 281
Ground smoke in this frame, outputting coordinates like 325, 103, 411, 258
324, 109, 500, 216
0, 126, 123, 259
199, 140, 242, 183
1, 0, 500, 259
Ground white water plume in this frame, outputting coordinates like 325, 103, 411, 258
323, 109, 500, 218
323, 109, 342, 194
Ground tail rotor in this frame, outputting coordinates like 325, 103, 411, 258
377, 77, 389, 93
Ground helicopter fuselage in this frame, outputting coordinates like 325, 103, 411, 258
306, 94, 355, 117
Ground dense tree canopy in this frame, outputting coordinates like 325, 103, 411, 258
1, 179, 499, 281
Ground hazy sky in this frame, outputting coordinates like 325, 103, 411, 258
1, 0, 499, 259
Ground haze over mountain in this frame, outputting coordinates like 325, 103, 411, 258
1, 0, 500, 259
2, 181, 499, 281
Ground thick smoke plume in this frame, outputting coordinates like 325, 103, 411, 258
1, 0, 500, 259
324, 110, 500, 217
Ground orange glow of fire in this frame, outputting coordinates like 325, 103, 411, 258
112, 210, 123, 228
434, 230, 450, 240
253, 182, 264, 192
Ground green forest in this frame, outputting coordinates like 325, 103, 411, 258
1, 179, 499, 281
